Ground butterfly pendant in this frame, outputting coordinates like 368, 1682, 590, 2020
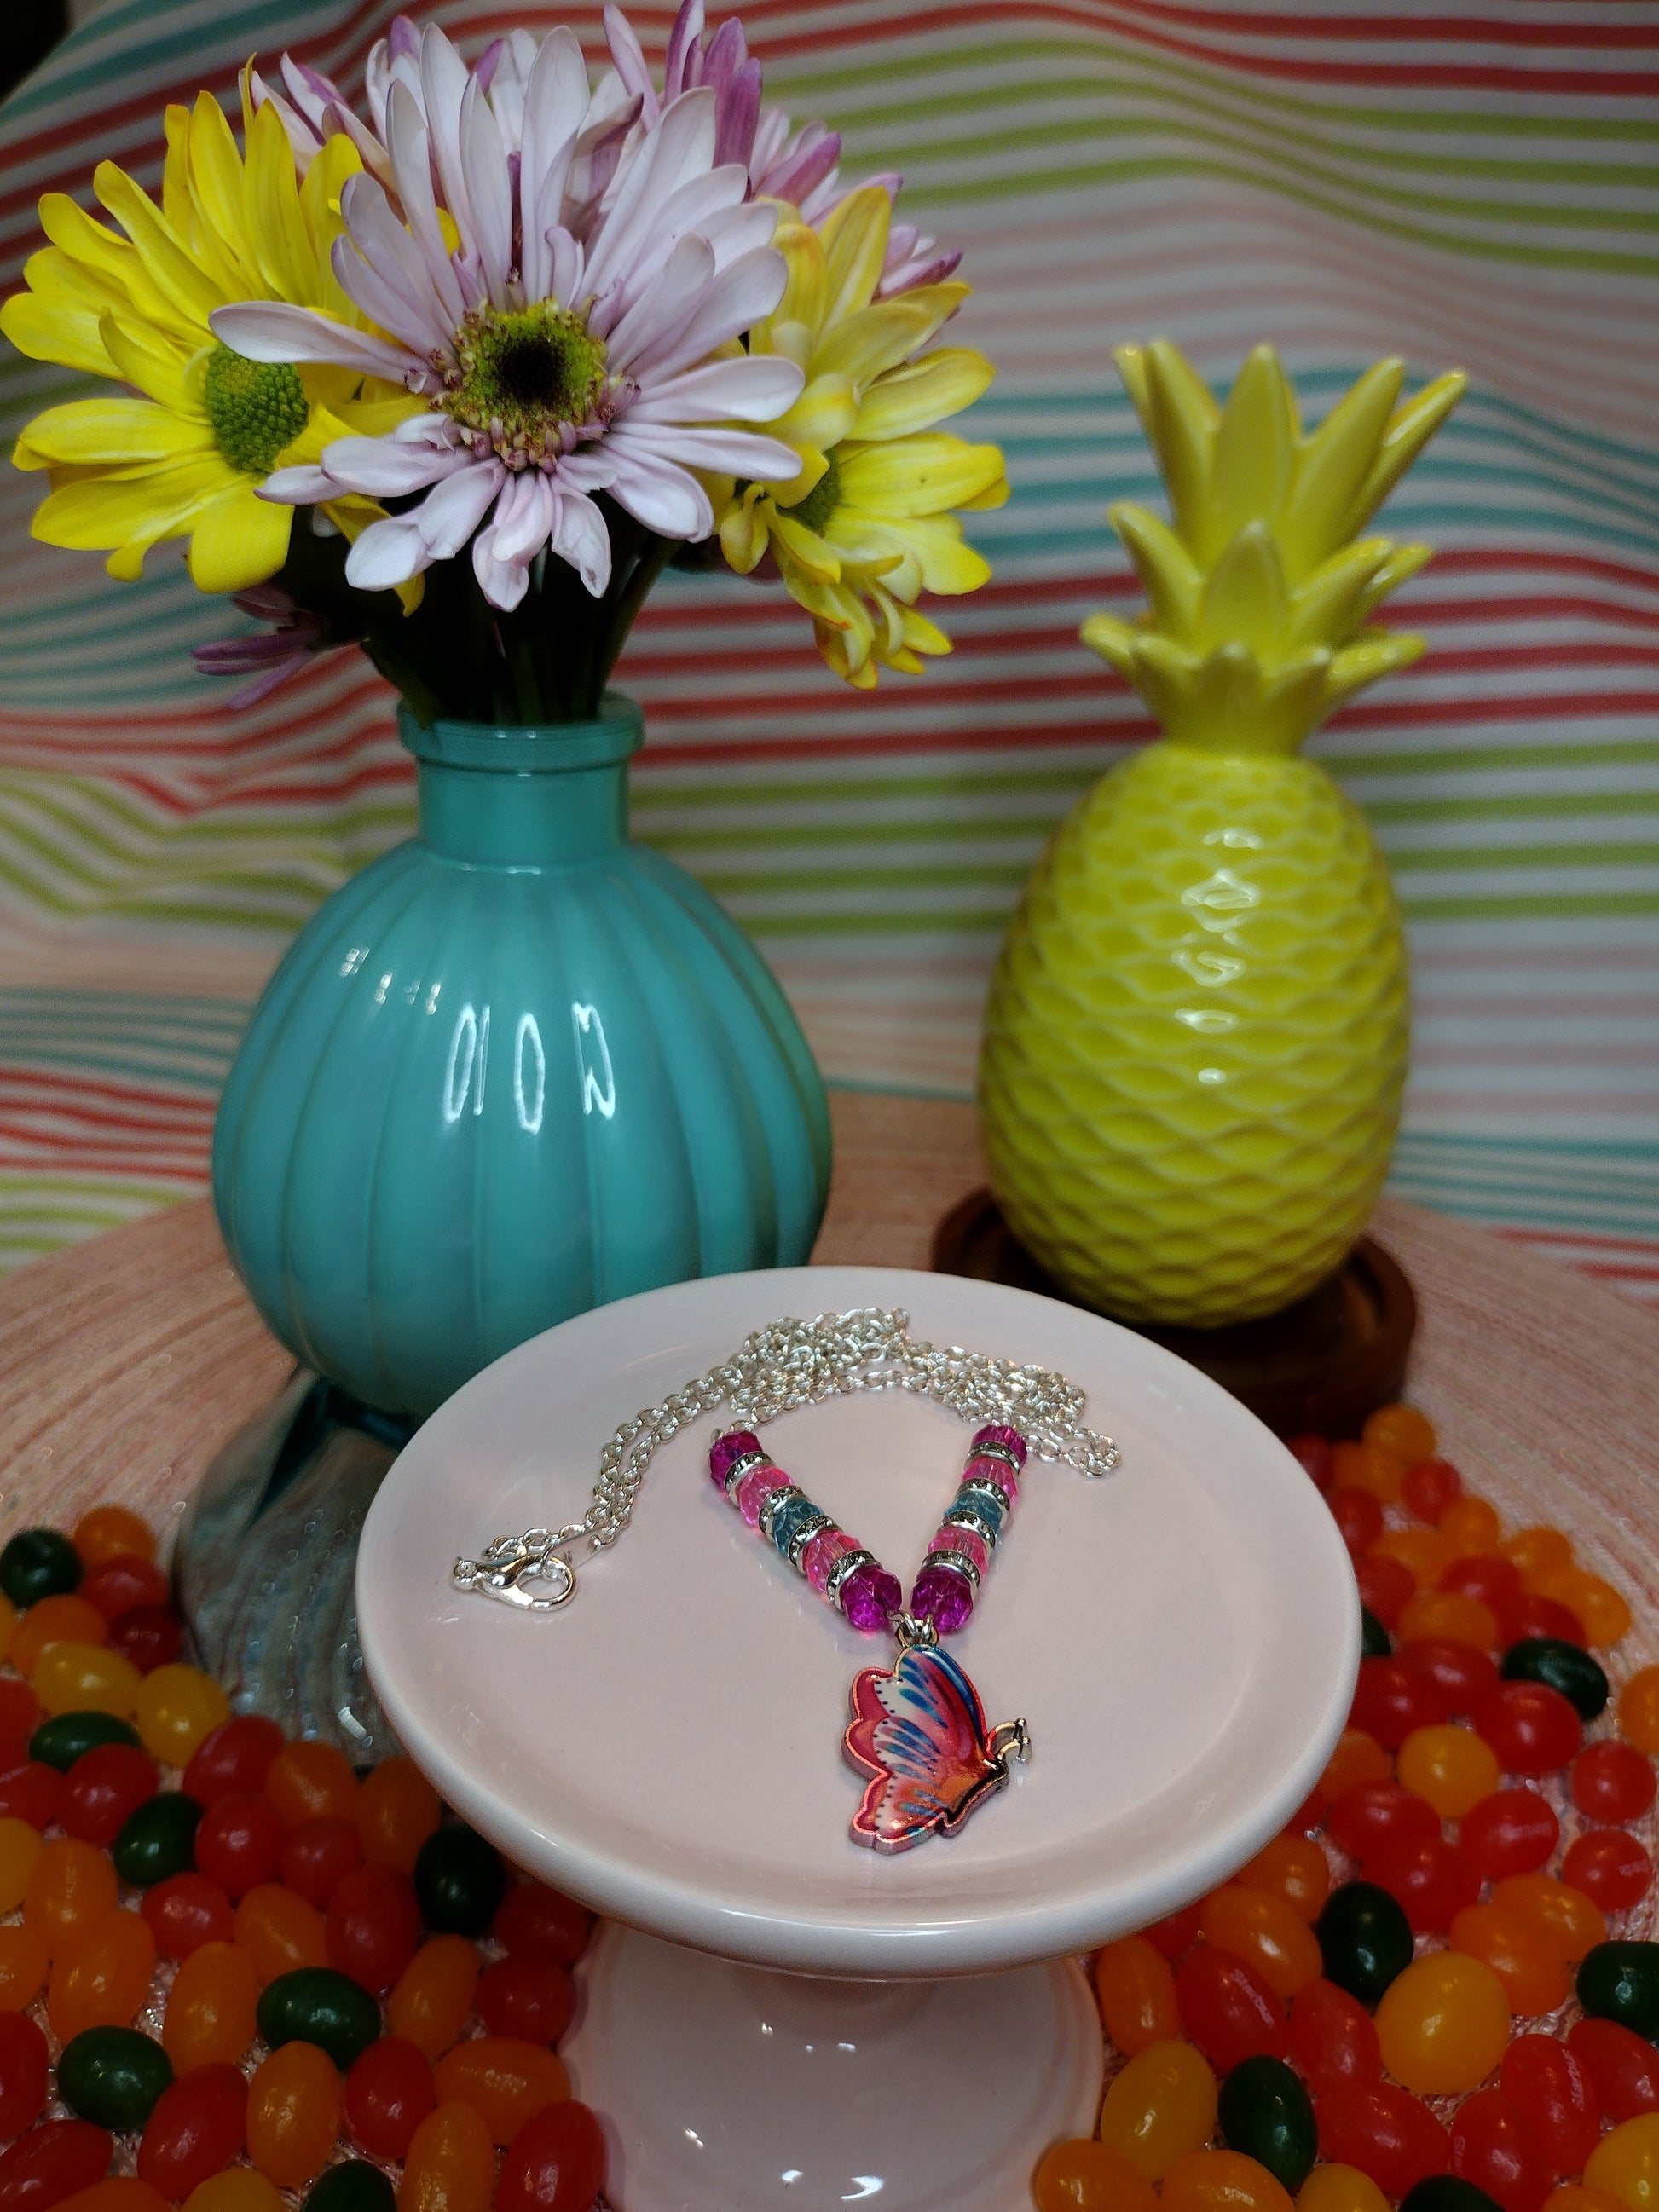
842, 1640, 1032, 1853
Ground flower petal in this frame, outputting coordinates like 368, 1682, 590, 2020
211, 300, 418, 382
346, 512, 432, 590
850, 348, 994, 442
415, 458, 504, 557
550, 485, 611, 594
626, 355, 803, 424
187, 480, 294, 591
14, 396, 211, 468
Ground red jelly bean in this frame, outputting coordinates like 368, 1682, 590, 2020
78, 1561, 170, 1624
498, 2099, 606, 2212
1356, 1556, 1414, 1631
493, 1884, 592, 1967
0, 2119, 113, 2211
0, 1769, 64, 1832
1459, 1788, 1560, 1880
1501, 2034, 1601, 2179
0, 2014, 49, 2140
193, 1793, 283, 1898
1506, 1596, 1587, 1648
1398, 1639, 1500, 1717
0, 1689, 39, 1775
1316, 2082, 1452, 2198
60, 1747, 159, 1849
141, 1874, 234, 1961
136, 2064, 247, 2200
1471, 1682, 1581, 1776
182, 1718, 285, 1807
1287, 1436, 1334, 1493
1402, 1458, 1462, 1522
105, 1608, 183, 1676
1566, 2017, 1659, 2122
1563, 1828, 1653, 1912
344, 2036, 436, 2160
1285, 1977, 1382, 2095
1350, 1659, 1448, 1752
1173, 1943, 1286, 2073
1449, 2087, 1549, 2212
326, 1866, 421, 1995
1441, 1556, 1523, 1615
1326, 1782, 1439, 1861
1331, 1490, 1384, 1561
1571, 1741, 1657, 1822
1363, 1834, 1480, 1934
280, 1818, 363, 1910
477, 1953, 577, 2046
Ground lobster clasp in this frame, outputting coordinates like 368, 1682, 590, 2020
453, 1535, 576, 1611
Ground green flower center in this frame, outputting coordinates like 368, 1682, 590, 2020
442, 302, 610, 461
784, 452, 841, 536
202, 346, 310, 477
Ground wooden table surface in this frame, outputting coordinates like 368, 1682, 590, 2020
1, 1092, 1656, 1655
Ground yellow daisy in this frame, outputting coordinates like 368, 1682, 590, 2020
715, 185, 1008, 689
1, 90, 420, 594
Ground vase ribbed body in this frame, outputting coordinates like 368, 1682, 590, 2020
213, 699, 831, 1418
979, 737, 1408, 1326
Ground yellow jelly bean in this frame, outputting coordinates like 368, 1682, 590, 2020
1298, 2166, 1392, 2212
0, 1819, 43, 1915
1396, 1724, 1502, 1818
32, 1641, 142, 1720
1097, 2039, 1218, 2182
134, 1665, 231, 1764
1374, 1951, 1511, 2096
1587, 2115, 1659, 2212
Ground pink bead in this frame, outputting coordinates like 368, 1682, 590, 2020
928, 1524, 988, 1578
735, 1464, 788, 1528
803, 1527, 857, 1595
973, 1423, 1027, 1468
841, 1564, 902, 1632
911, 1563, 974, 1633
709, 1429, 761, 1489
965, 1453, 1019, 1506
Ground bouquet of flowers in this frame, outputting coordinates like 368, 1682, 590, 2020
2, 3, 1008, 724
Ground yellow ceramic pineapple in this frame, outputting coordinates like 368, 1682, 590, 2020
980, 342, 1465, 1325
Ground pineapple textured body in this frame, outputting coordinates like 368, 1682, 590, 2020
980, 738, 1408, 1325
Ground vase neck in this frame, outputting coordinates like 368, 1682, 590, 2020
397, 699, 643, 866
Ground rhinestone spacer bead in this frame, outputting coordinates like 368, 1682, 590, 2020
786, 1508, 834, 1570
960, 1476, 1014, 1520
758, 1484, 808, 1545
721, 1449, 768, 1500
824, 1546, 877, 1605
944, 1499, 1002, 1550
968, 1438, 1023, 1474
925, 1544, 982, 1590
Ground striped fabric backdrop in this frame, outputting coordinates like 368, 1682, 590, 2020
1, 1, 1656, 1297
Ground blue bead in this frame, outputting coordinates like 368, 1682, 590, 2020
770, 1493, 821, 1563
948, 1487, 1004, 1545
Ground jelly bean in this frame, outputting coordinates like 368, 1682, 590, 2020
164, 1942, 260, 2071
263, 1742, 359, 1829
280, 1818, 362, 1909
0, 1765, 65, 1829
1502, 2035, 1602, 2179
477, 1952, 577, 2047
183, 1718, 285, 1806
397, 2101, 494, 2212
195, 1793, 283, 1899
1579, 1943, 1659, 2040
345, 2037, 436, 2161
1094, 1936, 1181, 2057
417, 1828, 506, 1938
1098, 2040, 1220, 2181
1540, 2192, 1627, 2212
1569, 2019, 1659, 2123
497, 2099, 608, 2212
1502, 1529, 1574, 1587
1361, 1612, 1391, 1660
1460, 1789, 1559, 1880
1032, 2139, 1161, 2212
1442, 1494, 1502, 1554
0, 2013, 49, 2138
327, 1865, 421, 1994
1327, 1782, 1439, 1860
41, 2176, 165, 2212
135, 2064, 246, 2201
1285, 1978, 1382, 2094
233, 1885, 328, 1984
1398, 1592, 1500, 1652
1402, 2183, 1506, 2212
78, 1562, 170, 1625
1500, 1638, 1608, 1718
304, 2163, 396, 2212
1449, 2089, 1550, 2212
142, 1874, 233, 1960
0, 1685, 38, 1772
71, 1509, 153, 1570
60, 1747, 158, 1847
1363, 1834, 1480, 1936
1298, 2165, 1392, 2212
433, 2037, 569, 2147
182, 2171, 285, 2212
1400, 1640, 1500, 1718
1375, 1952, 1511, 2094
1357, 1557, 1413, 1630
49, 1913, 157, 2042
1448, 1903, 1573, 2015
1574, 1742, 1657, 1822
1492, 1873, 1606, 1961
1472, 1683, 1581, 1776
1332, 1445, 1407, 1507
1365, 1405, 1436, 1464
134, 1667, 229, 1766
1237, 1834, 1331, 1926
113, 1794, 201, 1889
1315, 2082, 1453, 2197
0, 1531, 82, 1608
1585, 2113, 1659, 2212
1141, 1903, 1205, 1962
0, 2120, 113, 2212
258, 1968, 382, 2071
1564, 1830, 1653, 1914
58, 2029, 173, 2131
1176, 1944, 1286, 2072
1217, 2055, 1317, 2192
0, 1927, 49, 2012
1620, 1667, 1659, 1754
1316, 1732, 1393, 1811
106, 1609, 184, 1678
1541, 1572, 1631, 1650
1316, 1883, 1413, 2006
1444, 1556, 1523, 1618
388, 1936, 479, 2061
1403, 1458, 1463, 1523
1509, 1595, 1588, 1647
358, 1761, 442, 1876
246, 2041, 344, 2192
0, 1603, 17, 1672
1397, 1726, 1501, 1818
1331, 1492, 1384, 1561
494, 1884, 592, 1967
0, 1822, 41, 1918
1372, 1529, 1458, 1592
25, 1839, 118, 1954
1164, 2149, 1296, 2212
1351, 1660, 1448, 1752
1201, 1886, 1322, 2001
29, 1718, 139, 1777
1288, 1436, 1334, 1493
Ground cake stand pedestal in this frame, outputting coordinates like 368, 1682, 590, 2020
356, 1266, 1358, 2212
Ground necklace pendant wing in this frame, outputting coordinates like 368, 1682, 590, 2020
843, 1642, 1031, 1853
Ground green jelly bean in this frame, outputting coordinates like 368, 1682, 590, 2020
0, 1529, 81, 1607
1360, 1608, 1391, 1660
113, 1793, 202, 1887
1577, 1941, 1659, 2040
1500, 1637, 1609, 1719
257, 1967, 381, 2071
303, 2163, 397, 2212
1401, 2180, 1504, 2212
1217, 2053, 1318, 2191
29, 1712, 142, 1773
1315, 1880, 1414, 2007
57, 2027, 173, 2131
415, 1824, 506, 1937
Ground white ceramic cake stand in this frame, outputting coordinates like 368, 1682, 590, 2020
356, 1267, 1358, 2212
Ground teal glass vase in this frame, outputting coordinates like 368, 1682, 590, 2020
212, 696, 832, 1420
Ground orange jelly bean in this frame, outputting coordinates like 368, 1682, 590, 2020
49, 1907, 156, 2039
0, 1818, 43, 1914
1094, 1936, 1182, 2055
359, 1759, 442, 1874
1331, 1443, 1406, 1505
54, 2183, 170, 2212
1236, 1834, 1330, 1925
1540, 1570, 1632, 1649
0, 1925, 49, 2011
25, 1836, 118, 1952
264, 1741, 360, 1828
398, 2100, 496, 2212
246, 2041, 343, 2190
164, 1940, 259, 2070
1032, 2140, 1161, 2212
1098, 2040, 1219, 2181
1370, 1529, 1457, 1591
1163, 2149, 1294, 2212
1448, 1902, 1573, 2015
1490, 1872, 1606, 1960
1363, 1404, 1437, 1464
1502, 1527, 1574, 1589
182, 2174, 286, 2212
33, 1641, 142, 1720
233, 1884, 328, 1984
432, 2036, 569, 2146
389, 1934, 481, 2060
1397, 1724, 1502, 1818
1543, 2191, 1631, 2212
0, 1597, 15, 1666
1199, 1885, 1321, 2000
1374, 1950, 1511, 2094
72, 1506, 156, 1568
136, 1666, 231, 1765
12, 1595, 107, 1679
1621, 1666, 1659, 1755
1396, 1590, 1500, 1650
1438, 1496, 1502, 1556
1315, 1730, 1391, 1810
